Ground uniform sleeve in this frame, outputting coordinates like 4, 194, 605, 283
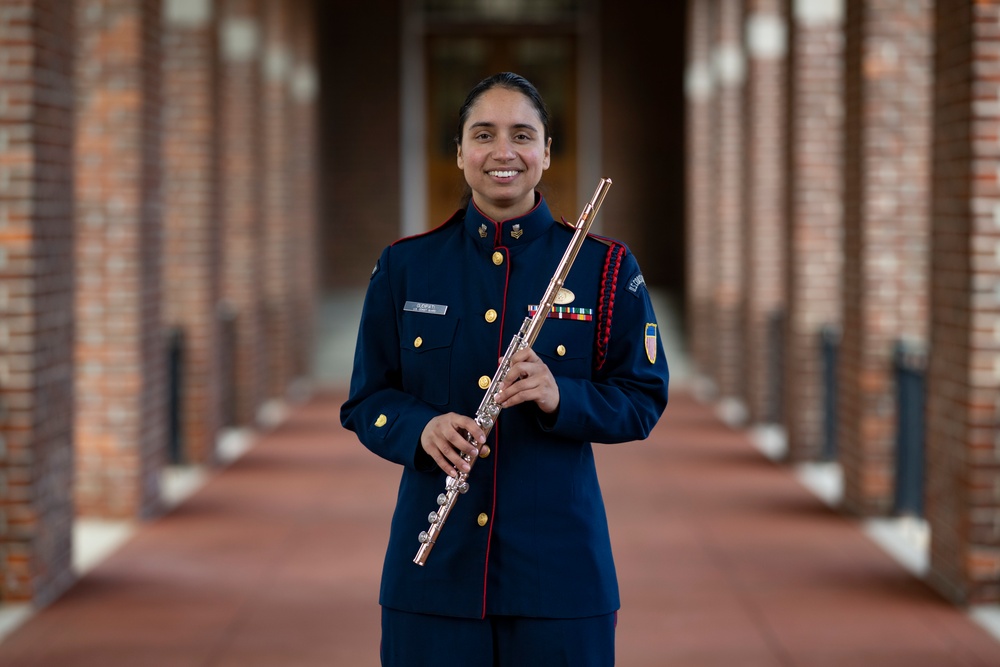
340, 246, 439, 471
542, 250, 669, 443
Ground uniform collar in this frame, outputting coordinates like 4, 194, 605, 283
464, 194, 555, 249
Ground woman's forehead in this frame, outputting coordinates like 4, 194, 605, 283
464, 88, 542, 128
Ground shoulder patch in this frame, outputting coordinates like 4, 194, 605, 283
627, 273, 646, 296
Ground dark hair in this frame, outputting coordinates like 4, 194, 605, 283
454, 72, 551, 146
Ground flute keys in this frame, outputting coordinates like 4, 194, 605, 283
418, 531, 430, 543
437, 493, 448, 506
428, 511, 439, 523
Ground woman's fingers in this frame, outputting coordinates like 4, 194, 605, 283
420, 413, 485, 476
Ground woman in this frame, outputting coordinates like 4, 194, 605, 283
341, 72, 669, 666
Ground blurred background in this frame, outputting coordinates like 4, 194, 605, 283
2, 0, 1000, 658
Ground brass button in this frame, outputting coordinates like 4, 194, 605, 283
478, 376, 491, 390
375, 414, 387, 428
478, 444, 491, 459
485, 309, 498, 323
477, 513, 489, 527
556, 344, 566, 357
414, 337, 423, 348
492, 251, 504, 266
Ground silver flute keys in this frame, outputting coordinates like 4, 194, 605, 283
413, 178, 613, 566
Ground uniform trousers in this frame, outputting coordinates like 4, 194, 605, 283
381, 606, 617, 667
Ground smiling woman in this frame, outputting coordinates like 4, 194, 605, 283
341, 72, 670, 667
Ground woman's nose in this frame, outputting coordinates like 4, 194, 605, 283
491, 138, 515, 159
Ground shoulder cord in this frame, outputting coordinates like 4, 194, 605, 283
595, 242, 625, 371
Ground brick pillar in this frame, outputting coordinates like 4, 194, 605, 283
75, 0, 166, 521
926, 0, 1000, 605
686, 0, 718, 394
261, 0, 293, 400
162, 0, 221, 463
711, 0, 747, 410
742, 0, 787, 424
839, 0, 931, 517
288, 1, 318, 385
783, 0, 844, 461
0, 0, 75, 605
219, 0, 265, 426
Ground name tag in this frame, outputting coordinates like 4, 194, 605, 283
404, 301, 448, 316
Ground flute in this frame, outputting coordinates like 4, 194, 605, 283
414, 177, 613, 566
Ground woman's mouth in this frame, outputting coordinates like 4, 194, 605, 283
487, 170, 519, 178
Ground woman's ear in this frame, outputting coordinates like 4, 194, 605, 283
456, 144, 464, 170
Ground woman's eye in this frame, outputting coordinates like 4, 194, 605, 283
475, 132, 492, 141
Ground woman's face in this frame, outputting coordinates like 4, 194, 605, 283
457, 86, 552, 222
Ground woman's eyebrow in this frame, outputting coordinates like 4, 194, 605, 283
467, 121, 539, 133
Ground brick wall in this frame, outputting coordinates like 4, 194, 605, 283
219, 0, 265, 426
288, 0, 316, 384
0, 0, 76, 603
711, 0, 747, 405
839, 0, 931, 516
686, 0, 716, 389
163, 0, 221, 463
783, 0, 844, 461
261, 0, 293, 399
75, 0, 166, 520
927, 0, 1000, 605
743, 0, 787, 423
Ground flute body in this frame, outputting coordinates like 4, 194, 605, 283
413, 177, 613, 566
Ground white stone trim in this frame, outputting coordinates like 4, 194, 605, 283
794, 0, 844, 27
164, 0, 212, 28
221, 17, 260, 63
746, 12, 788, 60
685, 60, 714, 101
292, 63, 318, 103
264, 45, 291, 83
713, 43, 746, 87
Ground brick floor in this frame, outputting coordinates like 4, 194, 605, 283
0, 389, 998, 666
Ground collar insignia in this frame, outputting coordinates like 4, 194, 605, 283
510, 224, 524, 240
479, 224, 488, 238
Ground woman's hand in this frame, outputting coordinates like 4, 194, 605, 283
420, 413, 486, 477
495, 348, 560, 414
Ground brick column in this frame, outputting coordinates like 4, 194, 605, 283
219, 0, 265, 426
162, 0, 221, 463
261, 0, 293, 400
288, 0, 317, 385
839, 0, 931, 516
0, 0, 75, 605
742, 0, 787, 424
686, 0, 717, 394
926, 0, 1000, 605
75, 0, 166, 521
783, 0, 844, 461
711, 0, 747, 410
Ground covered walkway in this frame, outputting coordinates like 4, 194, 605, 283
1, 385, 999, 666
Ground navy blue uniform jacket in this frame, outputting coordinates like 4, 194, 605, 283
341, 196, 669, 620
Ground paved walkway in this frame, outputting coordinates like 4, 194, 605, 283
1, 388, 1000, 666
